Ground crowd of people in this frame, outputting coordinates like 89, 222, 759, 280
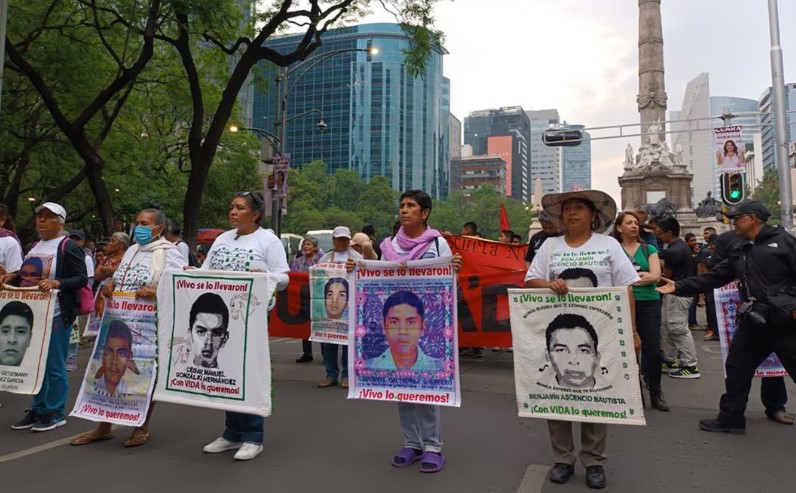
1, 187, 795, 487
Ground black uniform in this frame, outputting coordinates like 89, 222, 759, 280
674, 224, 796, 428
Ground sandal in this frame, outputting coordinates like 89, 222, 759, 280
419, 451, 445, 473
317, 378, 337, 389
767, 410, 794, 425
123, 429, 150, 448
391, 447, 423, 467
70, 431, 114, 446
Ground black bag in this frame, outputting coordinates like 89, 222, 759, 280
765, 292, 796, 330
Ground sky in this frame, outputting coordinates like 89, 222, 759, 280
361, 0, 796, 204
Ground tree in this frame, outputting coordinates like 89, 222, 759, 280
752, 167, 784, 224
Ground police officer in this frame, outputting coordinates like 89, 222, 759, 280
657, 199, 796, 434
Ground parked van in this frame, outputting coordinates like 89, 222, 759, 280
305, 229, 334, 254
281, 233, 304, 262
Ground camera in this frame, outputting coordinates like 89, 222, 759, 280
738, 300, 767, 326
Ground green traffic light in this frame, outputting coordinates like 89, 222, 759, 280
730, 190, 741, 199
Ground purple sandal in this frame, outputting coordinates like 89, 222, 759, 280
391, 447, 423, 467
419, 451, 445, 473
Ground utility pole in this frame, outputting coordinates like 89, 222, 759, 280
768, 0, 793, 232
0, 0, 8, 120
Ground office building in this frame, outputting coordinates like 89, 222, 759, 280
560, 124, 591, 191
759, 83, 796, 170
526, 109, 561, 194
450, 146, 507, 196
252, 23, 450, 198
463, 107, 531, 201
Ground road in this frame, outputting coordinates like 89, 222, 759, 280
1, 331, 794, 493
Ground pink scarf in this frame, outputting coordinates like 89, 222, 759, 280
380, 226, 441, 261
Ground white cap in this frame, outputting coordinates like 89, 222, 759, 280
35, 202, 67, 221
332, 226, 352, 239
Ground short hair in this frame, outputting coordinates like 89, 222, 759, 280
511, 234, 522, 243
703, 227, 717, 234
0, 301, 34, 331
558, 268, 598, 287
545, 313, 599, 352
303, 235, 318, 247
707, 233, 719, 245
168, 219, 182, 236
324, 277, 348, 297
106, 320, 133, 349
111, 232, 130, 248
189, 293, 229, 332
139, 208, 168, 229
657, 217, 680, 236
501, 229, 515, 237
400, 190, 432, 224
382, 290, 425, 321
361, 225, 376, 237
463, 221, 478, 233
684, 232, 696, 241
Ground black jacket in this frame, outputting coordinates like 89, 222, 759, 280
675, 224, 796, 303
55, 238, 89, 326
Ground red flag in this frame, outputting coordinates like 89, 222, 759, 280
499, 204, 510, 231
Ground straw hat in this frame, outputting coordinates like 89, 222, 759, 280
541, 190, 617, 233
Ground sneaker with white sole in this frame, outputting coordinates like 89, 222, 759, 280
203, 437, 242, 453
669, 366, 701, 379
234, 442, 263, 461
31, 414, 66, 432
11, 410, 39, 430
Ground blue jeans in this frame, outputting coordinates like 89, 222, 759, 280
223, 412, 264, 444
32, 316, 70, 420
397, 403, 442, 453
321, 343, 348, 381
761, 377, 787, 417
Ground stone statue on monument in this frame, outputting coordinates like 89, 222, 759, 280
694, 191, 721, 218
625, 144, 635, 168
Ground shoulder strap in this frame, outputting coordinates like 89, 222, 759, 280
434, 236, 439, 256
640, 243, 650, 260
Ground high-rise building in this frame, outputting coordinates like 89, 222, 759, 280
450, 146, 507, 196
449, 114, 462, 161
560, 124, 591, 191
463, 107, 531, 201
252, 23, 450, 198
759, 83, 796, 170
526, 109, 561, 194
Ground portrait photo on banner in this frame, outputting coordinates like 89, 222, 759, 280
349, 259, 459, 407
309, 263, 350, 345
509, 287, 645, 425
0, 290, 55, 394
714, 125, 745, 174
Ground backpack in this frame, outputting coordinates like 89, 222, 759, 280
180, 240, 201, 268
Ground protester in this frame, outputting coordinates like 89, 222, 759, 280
525, 211, 562, 268
66, 230, 95, 371
70, 209, 184, 447
613, 211, 669, 411
697, 234, 719, 341
684, 233, 702, 331
461, 221, 478, 237
347, 189, 461, 474
351, 232, 379, 260
166, 219, 199, 266
498, 230, 514, 243
93, 232, 129, 286
291, 236, 321, 364
201, 191, 289, 461
0, 221, 23, 285
317, 226, 362, 389
658, 200, 796, 434
510, 234, 522, 245
10, 203, 88, 432
361, 224, 381, 259
632, 209, 659, 247
526, 189, 639, 489
655, 217, 700, 379
0, 204, 21, 243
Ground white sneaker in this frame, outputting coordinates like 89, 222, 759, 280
203, 437, 242, 453
234, 442, 263, 461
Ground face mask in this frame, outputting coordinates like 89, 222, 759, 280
133, 225, 156, 245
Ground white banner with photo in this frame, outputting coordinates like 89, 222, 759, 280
309, 263, 350, 344
509, 287, 645, 425
714, 125, 745, 174
154, 270, 277, 417
70, 293, 157, 426
0, 288, 55, 395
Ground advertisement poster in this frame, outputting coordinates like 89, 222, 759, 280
70, 293, 157, 426
348, 258, 460, 407
0, 288, 55, 394
714, 125, 745, 174
509, 287, 645, 425
309, 263, 350, 344
154, 270, 277, 417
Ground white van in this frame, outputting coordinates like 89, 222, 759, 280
280, 233, 304, 262
305, 229, 334, 254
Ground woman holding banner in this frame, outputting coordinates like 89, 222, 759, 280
70, 209, 184, 447
349, 190, 461, 473
613, 211, 670, 412
200, 191, 289, 461
526, 190, 639, 489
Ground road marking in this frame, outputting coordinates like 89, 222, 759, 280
516, 464, 549, 493
0, 425, 121, 465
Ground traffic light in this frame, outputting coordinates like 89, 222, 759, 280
720, 173, 745, 205
542, 129, 583, 147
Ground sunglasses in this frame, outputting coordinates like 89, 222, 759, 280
236, 191, 264, 210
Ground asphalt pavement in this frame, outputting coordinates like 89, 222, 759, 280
1, 326, 795, 493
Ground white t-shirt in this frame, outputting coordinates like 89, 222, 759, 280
202, 228, 289, 290
25, 236, 64, 315
385, 235, 452, 260
84, 254, 95, 280
0, 237, 23, 273
526, 234, 640, 287
318, 248, 363, 265
175, 241, 191, 264
113, 243, 187, 292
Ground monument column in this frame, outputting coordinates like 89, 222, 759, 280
637, 0, 668, 143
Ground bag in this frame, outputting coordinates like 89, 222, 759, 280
59, 238, 95, 315
764, 292, 796, 330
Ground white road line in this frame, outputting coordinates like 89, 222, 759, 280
516, 464, 550, 493
0, 425, 120, 464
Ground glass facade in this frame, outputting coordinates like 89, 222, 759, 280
560, 124, 591, 192
759, 83, 796, 170
527, 109, 561, 194
252, 23, 450, 198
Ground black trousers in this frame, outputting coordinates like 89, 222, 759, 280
718, 319, 796, 427
635, 299, 663, 391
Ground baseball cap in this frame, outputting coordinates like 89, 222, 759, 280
723, 199, 771, 221
34, 202, 67, 221
332, 226, 352, 239
68, 230, 86, 240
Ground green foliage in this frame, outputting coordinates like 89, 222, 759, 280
752, 167, 784, 224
